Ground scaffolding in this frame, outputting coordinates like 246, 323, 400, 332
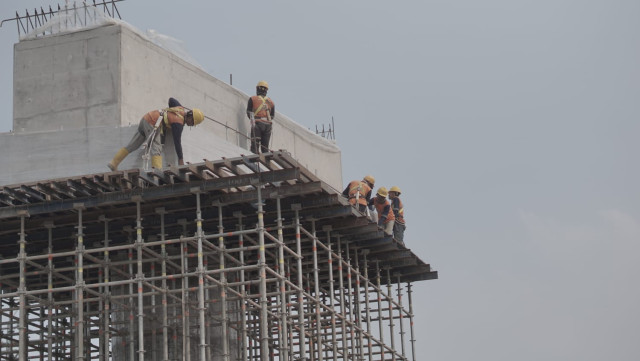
0, 151, 437, 361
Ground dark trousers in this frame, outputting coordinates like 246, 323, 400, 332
393, 222, 406, 244
251, 121, 272, 154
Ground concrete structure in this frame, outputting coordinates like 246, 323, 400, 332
0, 9, 436, 361
1, 20, 341, 189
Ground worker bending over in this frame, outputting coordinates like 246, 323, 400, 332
388, 186, 406, 243
369, 187, 395, 237
108, 98, 204, 171
247, 80, 275, 154
343, 175, 375, 213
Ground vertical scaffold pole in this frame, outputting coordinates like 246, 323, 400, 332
99, 216, 111, 361
134, 199, 146, 361
17, 212, 28, 361
178, 218, 191, 361
361, 250, 373, 361
345, 243, 355, 359
353, 248, 364, 360
407, 283, 416, 361
45, 221, 54, 361
397, 274, 406, 359
324, 227, 337, 361
125, 226, 135, 361
74, 204, 86, 361
216, 202, 229, 361
156, 208, 170, 361
256, 185, 269, 361
336, 235, 347, 360
276, 198, 289, 361
195, 192, 208, 361
375, 262, 384, 359
386, 268, 396, 361
286, 261, 294, 361
311, 219, 323, 361
292, 205, 306, 360
234, 211, 248, 361
150, 250, 156, 361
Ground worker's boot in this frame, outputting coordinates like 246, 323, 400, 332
151, 155, 163, 169
107, 148, 129, 171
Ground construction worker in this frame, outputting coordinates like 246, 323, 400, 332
369, 187, 395, 237
388, 186, 406, 243
342, 175, 375, 213
247, 80, 275, 154
107, 98, 204, 171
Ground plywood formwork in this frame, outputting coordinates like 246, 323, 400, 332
0, 151, 437, 361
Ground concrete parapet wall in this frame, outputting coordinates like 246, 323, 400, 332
4, 22, 342, 189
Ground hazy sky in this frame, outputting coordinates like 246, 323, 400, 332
1, 1, 639, 360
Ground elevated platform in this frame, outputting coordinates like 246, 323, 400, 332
0, 151, 436, 360
0, 151, 435, 283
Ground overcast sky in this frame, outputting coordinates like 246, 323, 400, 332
1, 1, 639, 360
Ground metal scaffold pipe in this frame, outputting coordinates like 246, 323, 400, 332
18, 214, 27, 361
196, 192, 207, 361
217, 202, 230, 361
135, 199, 146, 361
293, 205, 307, 360
156, 207, 169, 361
256, 185, 269, 361
276, 198, 290, 361
74, 204, 86, 361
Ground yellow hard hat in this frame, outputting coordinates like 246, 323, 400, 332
191, 108, 204, 126
257, 80, 269, 89
363, 175, 375, 187
376, 186, 388, 198
389, 186, 401, 194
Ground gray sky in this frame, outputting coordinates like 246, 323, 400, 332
2, 1, 639, 360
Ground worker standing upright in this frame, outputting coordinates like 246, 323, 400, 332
107, 97, 204, 171
370, 187, 395, 237
247, 80, 275, 154
388, 186, 406, 243
343, 175, 375, 213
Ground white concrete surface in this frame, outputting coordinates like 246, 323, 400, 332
1, 22, 342, 189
